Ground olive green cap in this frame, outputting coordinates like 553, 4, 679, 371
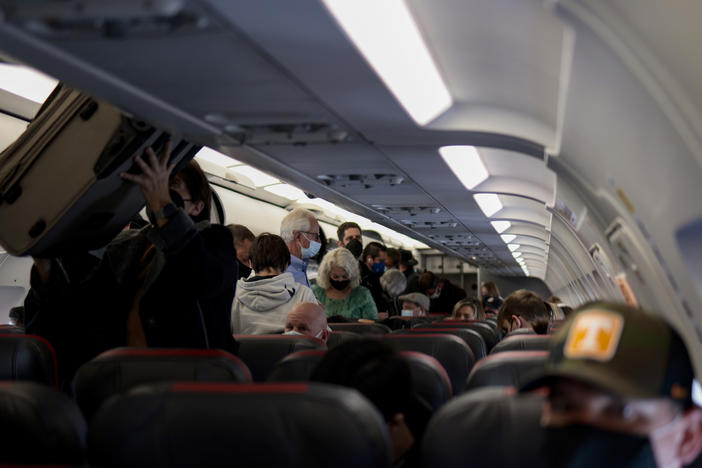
521, 302, 694, 407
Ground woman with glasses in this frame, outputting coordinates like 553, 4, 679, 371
312, 248, 378, 320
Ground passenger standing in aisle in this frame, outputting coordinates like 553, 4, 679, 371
280, 209, 320, 288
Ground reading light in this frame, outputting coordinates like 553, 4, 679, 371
0, 63, 57, 103
491, 221, 511, 234
473, 193, 503, 217
507, 244, 520, 252
501, 234, 516, 243
439, 146, 488, 190
322, 0, 452, 125
264, 184, 308, 201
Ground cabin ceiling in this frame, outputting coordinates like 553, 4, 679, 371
1, 0, 699, 286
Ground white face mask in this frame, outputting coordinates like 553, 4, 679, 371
283, 330, 304, 336
429, 287, 441, 299
401, 309, 415, 317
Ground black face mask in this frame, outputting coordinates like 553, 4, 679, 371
544, 425, 657, 468
330, 279, 351, 291
236, 260, 252, 280
345, 239, 363, 259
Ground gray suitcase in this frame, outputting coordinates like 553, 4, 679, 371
0, 84, 200, 256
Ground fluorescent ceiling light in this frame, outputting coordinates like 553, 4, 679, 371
264, 184, 308, 201
195, 147, 241, 167
322, 0, 452, 125
473, 193, 503, 217
501, 234, 516, 244
0, 64, 58, 103
491, 221, 511, 234
439, 146, 488, 190
507, 244, 520, 252
512, 251, 522, 258
226, 166, 279, 188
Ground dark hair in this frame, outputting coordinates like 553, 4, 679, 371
482, 281, 500, 298
497, 289, 550, 334
227, 224, 255, 247
386, 248, 400, 267
451, 298, 485, 321
250, 233, 290, 273
311, 339, 412, 421
337, 222, 362, 243
362, 242, 384, 262
173, 160, 211, 222
419, 272, 438, 292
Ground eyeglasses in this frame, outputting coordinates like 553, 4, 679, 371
301, 231, 321, 241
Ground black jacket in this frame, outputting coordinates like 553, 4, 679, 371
359, 261, 388, 313
24, 210, 238, 388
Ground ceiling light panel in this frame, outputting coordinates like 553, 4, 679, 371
507, 244, 520, 252
439, 145, 488, 190
491, 220, 511, 234
0, 63, 57, 103
501, 234, 516, 243
322, 0, 452, 125
473, 193, 503, 217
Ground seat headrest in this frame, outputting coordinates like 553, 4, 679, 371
89, 382, 392, 468
466, 351, 549, 391
235, 335, 326, 381
402, 351, 452, 410
0, 334, 58, 387
422, 387, 546, 468
0, 324, 25, 334
426, 321, 499, 349
0, 381, 86, 465
490, 334, 552, 354
73, 348, 252, 420
327, 330, 361, 349
407, 328, 487, 359
267, 349, 326, 382
383, 334, 475, 393
329, 323, 392, 335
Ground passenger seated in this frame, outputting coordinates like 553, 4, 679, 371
397, 292, 430, 318
380, 269, 407, 317
311, 339, 431, 466
521, 302, 702, 467
450, 298, 486, 321
496, 289, 550, 337
25, 147, 237, 387
283, 302, 330, 344
227, 224, 255, 280
312, 248, 378, 320
231, 234, 317, 334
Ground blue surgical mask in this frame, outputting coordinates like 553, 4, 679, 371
300, 236, 321, 260
371, 261, 386, 274
283, 330, 303, 336
401, 309, 415, 317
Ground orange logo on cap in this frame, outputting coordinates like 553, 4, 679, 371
564, 311, 624, 361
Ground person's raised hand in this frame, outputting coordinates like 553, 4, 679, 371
120, 141, 175, 213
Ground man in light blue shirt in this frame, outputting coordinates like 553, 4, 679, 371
280, 208, 321, 288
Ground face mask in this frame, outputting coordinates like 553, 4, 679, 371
429, 287, 441, 299
299, 235, 321, 260
544, 425, 657, 468
371, 261, 386, 274
283, 330, 304, 336
237, 260, 252, 280
345, 239, 363, 259
330, 279, 351, 291
401, 309, 415, 317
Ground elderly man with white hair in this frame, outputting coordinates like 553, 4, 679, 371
280, 208, 320, 288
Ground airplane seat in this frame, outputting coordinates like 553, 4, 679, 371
382, 334, 475, 394
402, 351, 453, 410
0, 324, 25, 334
465, 351, 549, 391
234, 335, 325, 381
490, 335, 552, 355
88, 382, 392, 468
0, 381, 86, 465
505, 328, 537, 337
381, 316, 430, 330
0, 334, 58, 387
420, 321, 498, 350
73, 347, 252, 421
400, 328, 487, 360
328, 322, 392, 335
266, 349, 326, 382
422, 387, 545, 468
326, 330, 361, 349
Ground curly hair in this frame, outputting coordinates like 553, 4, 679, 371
316, 248, 361, 290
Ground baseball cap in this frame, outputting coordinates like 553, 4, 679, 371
483, 296, 503, 310
399, 249, 418, 267
399, 292, 430, 312
521, 302, 694, 408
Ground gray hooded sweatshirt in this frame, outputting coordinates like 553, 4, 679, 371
231, 272, 318, 334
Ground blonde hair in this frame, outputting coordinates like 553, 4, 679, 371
317, 248, 361, 290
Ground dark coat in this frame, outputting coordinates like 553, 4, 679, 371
429, 279, 467, 314
24, 210, 237, 388
359, 261, 388, 313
